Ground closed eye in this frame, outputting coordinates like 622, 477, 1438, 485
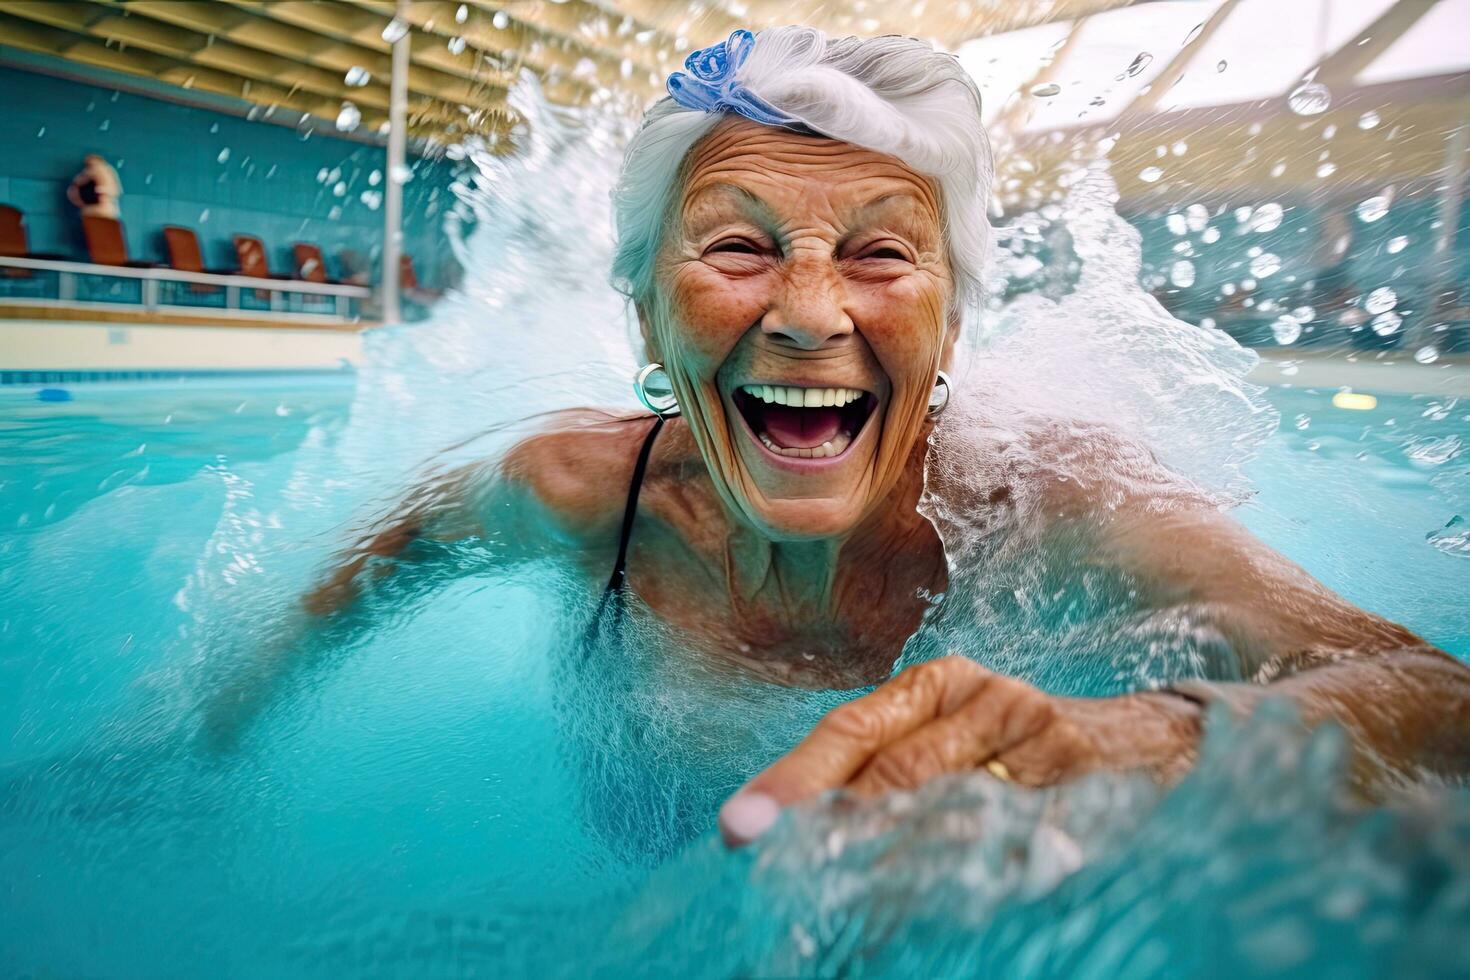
707, 238, 763, 255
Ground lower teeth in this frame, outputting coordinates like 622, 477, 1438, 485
758, 429, 852, 459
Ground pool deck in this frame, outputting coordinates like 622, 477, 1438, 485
0, 309, 371, 381
1250, 349, 1470, 397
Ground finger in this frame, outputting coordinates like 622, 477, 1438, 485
846, 672, 1055, 796
989, 714, 1096, 787
720, 657, 992, 846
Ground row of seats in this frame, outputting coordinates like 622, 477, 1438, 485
0, 204, 421, 290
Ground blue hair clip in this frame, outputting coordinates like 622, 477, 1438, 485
666, 29, 797, 128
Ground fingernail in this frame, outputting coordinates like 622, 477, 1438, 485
718, 792, 781, 847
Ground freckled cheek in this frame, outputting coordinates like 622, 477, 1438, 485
665, 268, 770, 374
851, 278, 948, 379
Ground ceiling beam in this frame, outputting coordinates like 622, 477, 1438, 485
1116, 0, 1244, 122
1313, 0, 1440, 86
986, 21, 1086, 139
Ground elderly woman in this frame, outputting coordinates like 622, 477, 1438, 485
211, 28, 1469, 847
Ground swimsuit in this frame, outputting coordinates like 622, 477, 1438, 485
592, 414, 665, 625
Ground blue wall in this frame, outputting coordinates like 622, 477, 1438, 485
0, 65, 465, 289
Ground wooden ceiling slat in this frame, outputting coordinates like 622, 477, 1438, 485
215, 0, 514, 100
343, 0, 590, 104
348, 0, 649, 99
49, 1, 402, 113
461, 0, 675, 78
96, 0, 511, 139
0, 7, 510, 143
0, 10, 395, 134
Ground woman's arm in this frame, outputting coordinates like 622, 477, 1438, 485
197, 458, 529, 749
1094, 505, 1470, 794
717, 494, 1468, 846
197, 411, 650, 750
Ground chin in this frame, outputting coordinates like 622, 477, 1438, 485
739, 494, 872, 541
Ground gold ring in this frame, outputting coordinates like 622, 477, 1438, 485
985, 759, 1011, 782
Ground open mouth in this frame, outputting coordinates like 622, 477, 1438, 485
732, 384, 877, 460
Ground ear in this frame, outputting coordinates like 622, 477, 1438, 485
634, 298, 659, 362
939, 312, 962, 372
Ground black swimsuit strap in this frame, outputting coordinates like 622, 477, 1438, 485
604, 414, 665, 594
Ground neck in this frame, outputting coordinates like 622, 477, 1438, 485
720, 432, 935, 617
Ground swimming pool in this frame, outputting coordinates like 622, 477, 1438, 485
1, 370, 1465, 977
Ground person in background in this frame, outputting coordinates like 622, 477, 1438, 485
67, 154, 122, 220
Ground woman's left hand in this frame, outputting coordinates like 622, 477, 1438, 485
719, 655, 1203, 846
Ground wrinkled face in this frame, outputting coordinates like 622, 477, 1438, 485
647, 116, 955, 540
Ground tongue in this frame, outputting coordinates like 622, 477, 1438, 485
762, 404, 843, 449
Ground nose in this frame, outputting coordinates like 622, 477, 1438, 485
760, 248, 854, 350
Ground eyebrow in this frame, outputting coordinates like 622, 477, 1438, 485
683, 182, 775, 220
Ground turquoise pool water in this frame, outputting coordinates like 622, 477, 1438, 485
1, 375, 1467, 977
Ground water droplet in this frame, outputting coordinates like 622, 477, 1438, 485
332, 181, 347, 197
1249, 202, 1283, 232
1365, 287, 1397, 314
1216, 59, 1228, 72
335, 101, 361, 132
1316, 161, 1336, 178
1170, 260, 1196, 287
1287, 82, 1331, 116
1294, 413, 1311, 430
36, 125, 46, 138
199, 208, 210, 223
1181, 203, 1207, 232
391, 163, 414, 184
1272, 316, 1302, 345
1371, 311, 1402, 336
493, 10, 510, 29
1172, 140, 1188, 156
1291, 305, 1315, 322
1202, 226, 1221, 244
1358, 110, 1380, 130
344, 66, 371, 87
455, 3, 469, 23
1356, 195, 1389, 222
1030, 82, 1061, 98
369, 169, 382, 187
1250, 252, 1281, 278
1166, 213, 1187, 235
1414, 345, 1439, 364
381, 17, 409, 43
1125, 52, 1153, 77
1386, 235, 1408, 254
1139, 166, 1163, 183
216, 147, 230, 163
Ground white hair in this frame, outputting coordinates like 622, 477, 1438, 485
610, 26, 993, 316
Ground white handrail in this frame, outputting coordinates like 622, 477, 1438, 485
0, 255, 372, 298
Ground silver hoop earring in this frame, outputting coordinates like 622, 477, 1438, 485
633, 363, 681, 418
927, 370, 953, 418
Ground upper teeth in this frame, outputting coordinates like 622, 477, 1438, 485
740, 385, 866, 408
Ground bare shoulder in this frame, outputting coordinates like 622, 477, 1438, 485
500, 408, 661, 544
928, 411, 1210, 523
